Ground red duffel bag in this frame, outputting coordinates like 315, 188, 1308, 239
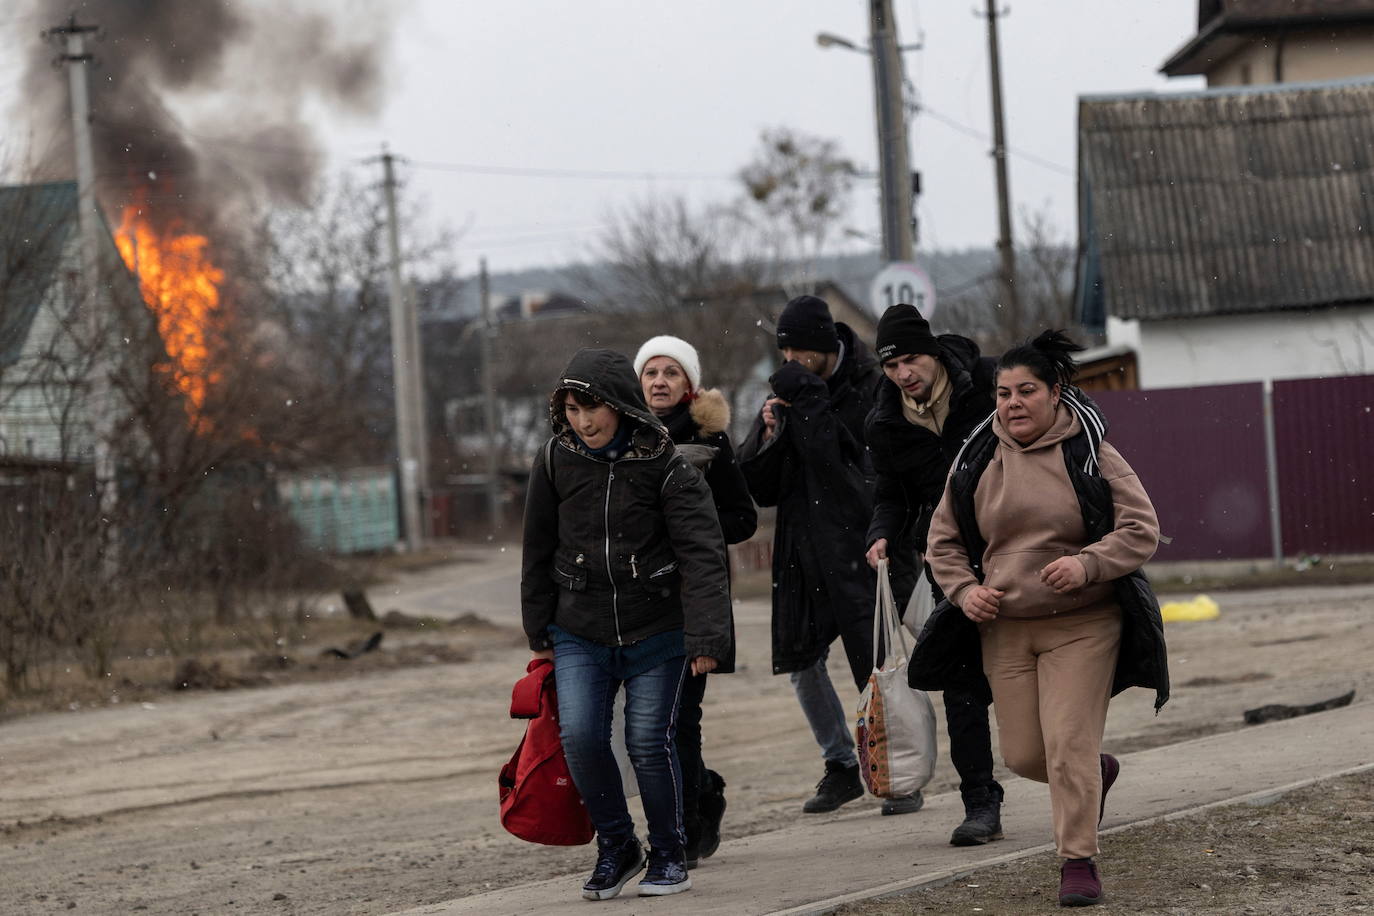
498, 658, 594, 846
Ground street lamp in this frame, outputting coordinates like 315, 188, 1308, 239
815, 4, 920, 264
815, 31, 924, 54
816, 31, 864, 53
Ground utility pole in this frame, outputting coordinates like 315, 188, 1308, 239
982, 0, 1021, 312
869, 0, 914, 263
378, 148, 424, 551
47, 15, 119, 562
403, 278, 430, 508
478, 259, 502, 533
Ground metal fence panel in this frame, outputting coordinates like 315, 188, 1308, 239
1095, 383, 1272, 561
277, 467, 398, 555
1273, 374, 1374, 556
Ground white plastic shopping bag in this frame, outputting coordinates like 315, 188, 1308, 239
856, 559, 938, 799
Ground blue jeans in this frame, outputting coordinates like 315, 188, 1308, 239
553, 637, 689, 853
789, 645, 857, 767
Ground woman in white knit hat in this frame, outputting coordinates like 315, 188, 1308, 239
633, 334, 757, 869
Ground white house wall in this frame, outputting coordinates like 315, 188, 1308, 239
1127, 306, 1374, 389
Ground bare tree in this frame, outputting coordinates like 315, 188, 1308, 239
937, 207, 1083, 353
738, 127, 858, 291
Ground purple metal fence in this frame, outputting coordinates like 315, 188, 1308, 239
1272, 375, 1374, 556
1095, 383, 1273, 561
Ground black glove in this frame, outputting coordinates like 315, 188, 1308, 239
769, 360, 826, 403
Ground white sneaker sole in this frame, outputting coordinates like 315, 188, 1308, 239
637, 876, 692, 896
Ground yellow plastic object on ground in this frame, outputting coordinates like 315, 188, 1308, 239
1160, 594, 1220, 622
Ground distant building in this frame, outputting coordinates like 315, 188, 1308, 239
1075, 78, 1374, 388
1163, 0, 1374, 86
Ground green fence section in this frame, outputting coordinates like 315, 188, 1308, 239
277, 467, 397, 554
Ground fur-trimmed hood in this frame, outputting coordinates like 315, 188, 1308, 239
688, 388, 731, 437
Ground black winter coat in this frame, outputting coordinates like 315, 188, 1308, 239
907, 395, 1170, 712
658, 389, 756, 673
864, 335, 995, 560
737, 323, 881, 676
658, 390, 758, 547
521, 348, 734, 668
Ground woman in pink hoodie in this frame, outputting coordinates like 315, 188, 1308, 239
925, 330, 1162, 908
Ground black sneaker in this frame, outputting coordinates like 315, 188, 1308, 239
880, 791, 924, 815
802, 760, 864, 813
637, 846, 691, 896
950, 784, 1004, 846
683, 834, 701, 870
697, 769, 727, 859
581, 834, 645, 901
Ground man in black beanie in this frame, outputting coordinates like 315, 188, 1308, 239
738, 295, 923, 817
863, 302, 1007, 846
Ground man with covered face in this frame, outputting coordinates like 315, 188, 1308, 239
863, 303, 1006, 847
738, 294, 922, 817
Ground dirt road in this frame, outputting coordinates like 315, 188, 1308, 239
1, 571, 1370, 915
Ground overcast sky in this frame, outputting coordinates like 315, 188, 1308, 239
4, 0, 1206, 274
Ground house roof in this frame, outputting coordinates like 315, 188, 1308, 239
1163, 0, 1374, 77
1075, 77, 1374, 326
0, 181, 78, 369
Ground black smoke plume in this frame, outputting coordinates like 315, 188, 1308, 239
13, 0, 401, 242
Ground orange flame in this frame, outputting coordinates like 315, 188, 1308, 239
115, 206, 224, 411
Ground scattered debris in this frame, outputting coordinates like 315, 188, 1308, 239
171, 659, 257, 691
341, 589, 377, 621
1181, 672, 1273, 688
1161, 594, 1220, 622
321, 631, 383, 660
1244, 689, 1355, 725
382, 610, 444, 629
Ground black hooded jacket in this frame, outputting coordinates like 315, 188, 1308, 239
864, 334, 996, 560
658, 390, 757, 547
737, 323, 882, 678
521, 348, 733, 668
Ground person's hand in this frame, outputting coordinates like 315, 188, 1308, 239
865, 538, 888, 570
769, 360, 823, 403
532, 648, 554, 661
761, 397, 789, 441
690, 656, 718, 676
962, 585, 1004, 622
1041, 557, 1087, 594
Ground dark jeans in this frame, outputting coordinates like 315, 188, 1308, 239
674, 671, 708, 838
896, 561, 1002, 800
553, 638, 689, 853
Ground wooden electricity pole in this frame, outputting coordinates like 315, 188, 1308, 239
47, 15, 119, 564
982, 0, 1021, 313
378, 149, 425, 551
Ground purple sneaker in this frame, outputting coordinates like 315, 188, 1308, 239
1059, 857, 1103, 906
1099, 754, 1120, 826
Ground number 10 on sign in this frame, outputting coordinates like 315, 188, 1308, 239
869, 261, 937, 321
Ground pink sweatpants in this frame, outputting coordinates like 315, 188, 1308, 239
980, 606, 1121, 859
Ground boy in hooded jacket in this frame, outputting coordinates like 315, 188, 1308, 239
522, 348, 733, 901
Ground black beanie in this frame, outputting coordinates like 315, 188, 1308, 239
875, 303, 940, 362
776, 295, 839, 353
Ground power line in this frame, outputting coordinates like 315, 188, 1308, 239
915, 103, 1074, 178
408, 159, 735, 182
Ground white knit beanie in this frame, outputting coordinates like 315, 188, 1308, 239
633, 335, 702, 392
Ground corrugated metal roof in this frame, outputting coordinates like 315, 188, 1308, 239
0, 181, 77, 369
1076, 78, 1374, 325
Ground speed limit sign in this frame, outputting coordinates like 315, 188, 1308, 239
869, 261, 936, 321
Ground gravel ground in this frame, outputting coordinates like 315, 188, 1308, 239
838, 769, 1374, 915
